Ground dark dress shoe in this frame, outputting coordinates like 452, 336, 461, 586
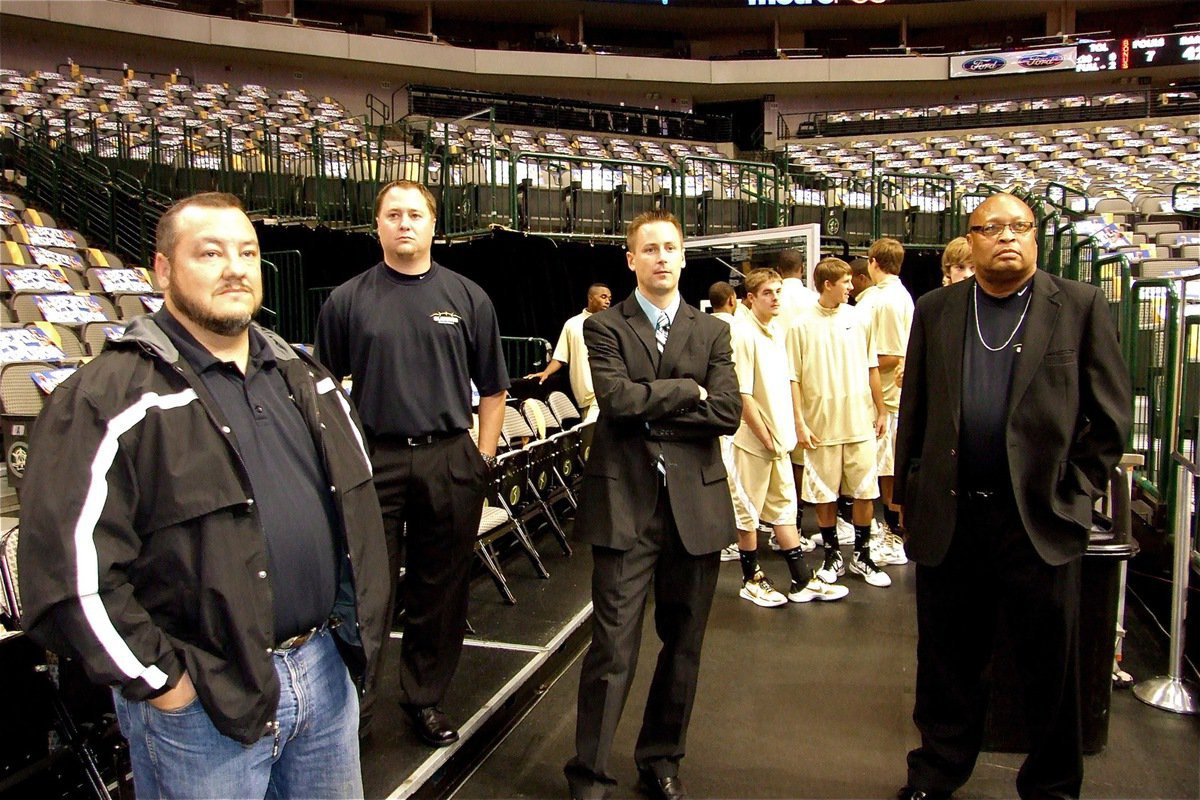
405, 705, 459, 747
638, 770, 686, 800
897, 786, 951, 800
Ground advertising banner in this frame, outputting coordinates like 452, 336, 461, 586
951, 46, 1077, 78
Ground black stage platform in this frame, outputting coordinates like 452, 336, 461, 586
367, 521, 1200, 800
361, 533, 595, 799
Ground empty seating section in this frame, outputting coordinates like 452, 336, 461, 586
0, 185, 152, 493
779, 119, 1200, 246
4, 65, 1199, 250
782, 88, 1200, 139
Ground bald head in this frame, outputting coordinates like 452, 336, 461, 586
967, 193, 1038, 296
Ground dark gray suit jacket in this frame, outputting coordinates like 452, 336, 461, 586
576, 293, 742, 555
894, 271, 1132, 567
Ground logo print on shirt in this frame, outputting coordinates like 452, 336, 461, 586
431, 311, 462, 325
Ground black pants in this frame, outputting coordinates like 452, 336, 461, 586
364, 433, 487, 720
565, 489, 721, 798
907, 492, 1083, 800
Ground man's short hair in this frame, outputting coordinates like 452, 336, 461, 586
708, 281, 736, 309
813, 257, 851, 291
374, 179, 438, 219
941, 237, 971, 276
744, 267, 783, 296
776, 249, 804, 278
587, 283, 610, 296
849, 257, 871, 278
156, 192, 245, 259
868, 238, 904, 275
626, 209, 683, 251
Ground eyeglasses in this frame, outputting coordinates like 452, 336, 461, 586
969, 221, 1035, 238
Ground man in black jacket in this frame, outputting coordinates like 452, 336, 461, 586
18, 193, 389, 799
894, 193, 1131, 800
564, 210, 742, 800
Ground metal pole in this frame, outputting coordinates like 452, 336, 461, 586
1133, 460, 1198, 713
1134, 269, 1199, 714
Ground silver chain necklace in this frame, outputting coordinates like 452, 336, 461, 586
974, 282, 1032, 352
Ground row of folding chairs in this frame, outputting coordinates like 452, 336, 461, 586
473, 392, 593, 604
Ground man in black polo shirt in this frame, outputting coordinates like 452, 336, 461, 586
894, 193, 1131, 800
19, 193, 389, 799
316, 179, 509, 747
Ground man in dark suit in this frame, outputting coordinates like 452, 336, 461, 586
894, 193, 1131, 800
564, 210, 742, 800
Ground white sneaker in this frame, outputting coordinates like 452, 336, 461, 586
875, 530, 909, 566
814, 550, 844, 584
739, 571, 788, 607
720, 543, 741, 562
848, 551, 892, 587
835, 518, 856, 545
769, 533, 816, 553
788, 577, 850, 603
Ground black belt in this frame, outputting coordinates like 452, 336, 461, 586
382, 431, 463, 447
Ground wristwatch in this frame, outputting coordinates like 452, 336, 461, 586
481, 452, 498, 470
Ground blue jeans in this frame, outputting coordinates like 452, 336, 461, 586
112, 628, 362, 799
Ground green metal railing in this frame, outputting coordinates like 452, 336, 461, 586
507, 150, 676, 243
1045, 181, 1090, 216
501, 336, 552, 377
1125, 279, 1182, 507
260, 250, 308, 345
677, 155, 783, 235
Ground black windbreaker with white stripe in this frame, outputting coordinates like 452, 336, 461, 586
17, 316, 389, 744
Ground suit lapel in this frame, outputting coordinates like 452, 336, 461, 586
1007, 271, 1060, 416
941, 281, 970, 438
658, 303, 695, 377
621, 293, 660, 370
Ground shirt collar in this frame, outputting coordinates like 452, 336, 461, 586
634, 289, 680, 329
749, 312, 778, 338
154, 308, 273, 375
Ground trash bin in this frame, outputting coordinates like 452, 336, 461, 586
983, 467, 1139, 755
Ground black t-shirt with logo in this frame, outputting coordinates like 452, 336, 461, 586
315, 261, 510, 439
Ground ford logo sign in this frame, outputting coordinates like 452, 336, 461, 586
1017, 51, 1065, 69
962, 56, 1006, 73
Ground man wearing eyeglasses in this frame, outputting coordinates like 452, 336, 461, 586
893, 193, 1131, 800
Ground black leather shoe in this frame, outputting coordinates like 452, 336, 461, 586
638, 770, 686, 800
897, 786, 951, 800
405, 705, 459, 747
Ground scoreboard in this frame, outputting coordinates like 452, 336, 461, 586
1076, 31, 1200, 72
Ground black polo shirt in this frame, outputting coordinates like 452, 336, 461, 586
315, 261, 510, 439
155, 310, 338, 641
959, 278, 1033, 491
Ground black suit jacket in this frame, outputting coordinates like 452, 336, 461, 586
575, 293, 742, 555
894, 271, 1132, 567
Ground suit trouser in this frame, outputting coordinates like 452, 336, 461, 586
362, 433, 485, 723
566, 488, 721, 794
907, 491, 1083, 800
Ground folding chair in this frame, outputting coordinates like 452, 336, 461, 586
501, 404, 536, 451
523, 435, 573, 556
546, 390, 581, 429
520, 397, 561, 439
491, 449, 550, 579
